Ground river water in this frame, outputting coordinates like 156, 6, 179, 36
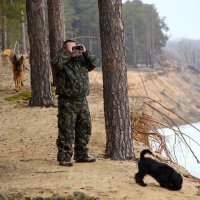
156, 122, 200, 178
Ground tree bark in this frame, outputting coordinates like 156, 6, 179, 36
150, 12, 154, 68
132, 23, 137, 67
2, 15, 7, 50
98, 0, 135, 160
47, 0, 64, 85
26, 0, 54, 107
20, 11, 27, 54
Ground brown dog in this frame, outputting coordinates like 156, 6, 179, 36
9, 53, 25, 92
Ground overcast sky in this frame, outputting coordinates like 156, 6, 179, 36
123, 0, 200, 40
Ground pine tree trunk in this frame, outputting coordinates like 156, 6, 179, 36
132, 24, 137, 67
47, 0, 64, 86
20, 11, 27, 54
151, 14, 155, 68
25, 24, 30, 53
98, 0, 134, 160
2, 15, 7, 50
26, 0, 54, 107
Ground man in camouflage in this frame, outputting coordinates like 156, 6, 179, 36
53, 39, 97, 167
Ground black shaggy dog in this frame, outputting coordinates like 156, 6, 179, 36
135, 149, 183, 190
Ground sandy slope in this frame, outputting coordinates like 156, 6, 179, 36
0, 57, 200, 199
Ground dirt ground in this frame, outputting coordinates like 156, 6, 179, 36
0, 57, 200, 200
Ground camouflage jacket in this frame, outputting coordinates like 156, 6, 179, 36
53, 50, 97, 100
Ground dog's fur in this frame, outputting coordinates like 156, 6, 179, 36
9, 53, 25, 92
135, 149, 183, 190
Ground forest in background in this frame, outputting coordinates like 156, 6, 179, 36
1, 0, 167, 67
0, 0, 200, 69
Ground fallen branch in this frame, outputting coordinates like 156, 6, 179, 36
144, 102, 200, 164
35, 171, 67, 174
135, 95, 200, 133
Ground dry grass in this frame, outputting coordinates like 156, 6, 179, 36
130, 95, 200, 165
130, 104, 175, 162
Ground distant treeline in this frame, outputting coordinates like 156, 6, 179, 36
64, 0, 169, 67
0, 0, 169, 67
164, 39, 200, 71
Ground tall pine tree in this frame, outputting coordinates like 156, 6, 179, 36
98, 0, 135, 160
26, 0, 54, 107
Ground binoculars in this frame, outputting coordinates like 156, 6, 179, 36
72, 45, 84, 51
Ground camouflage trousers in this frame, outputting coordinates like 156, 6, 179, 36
56, 97, 91, 161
